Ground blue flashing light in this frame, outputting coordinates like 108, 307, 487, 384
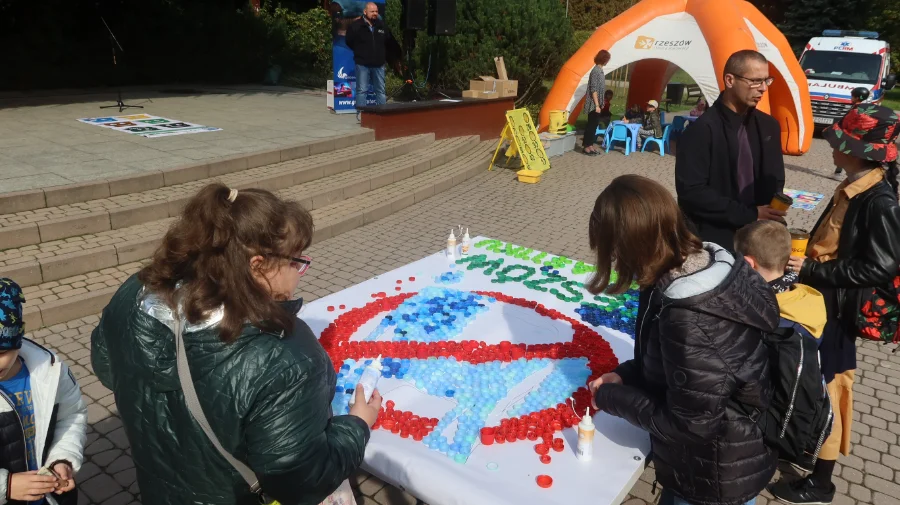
822, 29, 879, 39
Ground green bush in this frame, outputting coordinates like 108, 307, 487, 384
260, 5, 332, 86
419, 0, 575, 106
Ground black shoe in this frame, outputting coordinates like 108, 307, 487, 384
769, 476, 835, 505
780, 455, 815, 474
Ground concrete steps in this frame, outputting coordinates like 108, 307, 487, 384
0, 134, 429, 249
6, 135, 492, 330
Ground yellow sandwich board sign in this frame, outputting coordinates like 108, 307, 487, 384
489, 108, 551, 172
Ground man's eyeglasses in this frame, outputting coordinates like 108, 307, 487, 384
731, 73, 775, 88
272, 255, 312, 276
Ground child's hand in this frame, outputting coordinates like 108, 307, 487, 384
51, 461, 76, 493
9, 471, 58, 501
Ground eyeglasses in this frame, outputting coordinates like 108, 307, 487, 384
731, 73, 775, 88
272, 255, 312, 276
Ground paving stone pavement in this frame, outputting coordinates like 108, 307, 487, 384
0, 85, 360, 193
21, 136, 900, 505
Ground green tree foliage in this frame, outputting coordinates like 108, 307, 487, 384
0, 0, 332, 90
867, 0, 900, 73
775, 0, 878, 55
563, 0, 636, 31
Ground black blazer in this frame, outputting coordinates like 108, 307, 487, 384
675, 98, 785, 250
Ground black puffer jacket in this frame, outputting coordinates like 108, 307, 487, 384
595, 245, 779, 505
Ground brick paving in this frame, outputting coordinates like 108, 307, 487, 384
18, 135, 900, 505
0, 86, 361, 193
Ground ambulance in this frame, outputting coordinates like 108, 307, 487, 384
799, 30, 896, 128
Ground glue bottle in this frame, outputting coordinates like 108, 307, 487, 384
576, 408, 595, 462
447, 229, 457, 258
461, 228, 471, 256
349, 355, 382, 406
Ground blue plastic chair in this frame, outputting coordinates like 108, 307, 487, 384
642, 125, 672, 156
595, 123, 608, 145
606, 124, 633, 155
671, 116, 687, 135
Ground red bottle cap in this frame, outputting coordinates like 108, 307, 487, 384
480, 427, 495, 446
409, 277, 416, 281
536, 475, 553, 488
339, 305, 346, 310
527, 431, 538, 441
534, 444, 550, 455
552, 438, 565, 452
327, 306, 335, 312
540, 454, 551, 464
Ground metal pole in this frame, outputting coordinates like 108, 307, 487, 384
566, 0, 569, 17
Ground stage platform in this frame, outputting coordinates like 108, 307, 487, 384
359, 97, 514, 141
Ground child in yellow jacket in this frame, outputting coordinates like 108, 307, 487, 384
735, 221, 827, 343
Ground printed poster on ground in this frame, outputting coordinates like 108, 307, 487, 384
77, 114, 221, 138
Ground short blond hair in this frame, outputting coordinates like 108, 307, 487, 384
734, 221, 791, 271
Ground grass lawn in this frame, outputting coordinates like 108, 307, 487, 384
571, 67, 699, 131
882, 88, 900, 112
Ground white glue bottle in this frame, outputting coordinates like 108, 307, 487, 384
349, 355, 382, 406
447, 229, 457, 259
576, 408, 595, 462
461, 228, 471, 256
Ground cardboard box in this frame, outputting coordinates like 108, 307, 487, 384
462, 90, 499, 99
469, 76, 497, 92
494, 57, 509, 80
498, 80, 518, 98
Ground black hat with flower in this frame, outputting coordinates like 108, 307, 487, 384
822, 104, 899, 163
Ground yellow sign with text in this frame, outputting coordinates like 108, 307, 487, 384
489, 108, 550, 172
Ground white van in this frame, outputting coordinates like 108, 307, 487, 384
799, 30, 896, 128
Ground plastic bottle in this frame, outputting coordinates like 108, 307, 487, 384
576, 408, 595, 462
461, 228, 471, 256
447, 229, 457, 259
349, 355, 382, 406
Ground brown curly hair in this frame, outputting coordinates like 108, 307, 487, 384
139, 183, 314, 342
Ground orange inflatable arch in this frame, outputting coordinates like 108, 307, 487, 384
541, 0, 813, 155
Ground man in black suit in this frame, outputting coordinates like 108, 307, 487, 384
675, 50, 787, 250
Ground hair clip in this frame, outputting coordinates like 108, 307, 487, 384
227, 189, 238, 203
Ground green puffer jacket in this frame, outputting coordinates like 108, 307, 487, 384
91, 275, 370, 505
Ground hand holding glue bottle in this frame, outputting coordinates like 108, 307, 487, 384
348, 355, 384, 428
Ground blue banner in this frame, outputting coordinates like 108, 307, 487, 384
331, 0, 385, 114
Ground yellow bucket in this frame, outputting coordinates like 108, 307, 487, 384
548, 110, 568, 135
517, 169, 543, 184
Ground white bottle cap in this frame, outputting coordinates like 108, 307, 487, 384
579, 407, 594, 431
448, 229, 456, 240
368, 354, 383, 368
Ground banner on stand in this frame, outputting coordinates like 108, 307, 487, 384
331, 0, 386, 114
